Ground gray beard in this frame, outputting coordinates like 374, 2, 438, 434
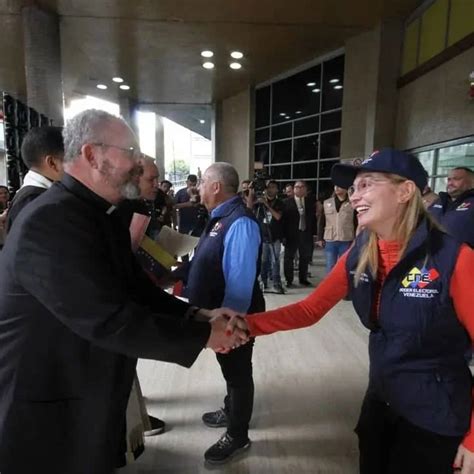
120, 181, 141, 200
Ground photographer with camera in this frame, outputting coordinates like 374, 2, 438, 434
247, 180, 285, 294
175, 174, 203, 235
174, 175, 208, 261
239, 180, 251, 200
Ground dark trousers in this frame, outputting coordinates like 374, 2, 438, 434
216, 338, 254, 441
355, 394, 462, 474
284, 231, 313, 284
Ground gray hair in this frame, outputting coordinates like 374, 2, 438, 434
62, 109, 125, 163
206, 162, 239, 194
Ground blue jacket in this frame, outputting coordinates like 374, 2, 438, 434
185, 196, 265, 313
346, 220, 471, 436
429, 189, 474, 248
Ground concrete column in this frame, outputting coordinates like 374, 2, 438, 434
370, 20, 404, 154
119, 97, 139, 134
340, 20, 403, 161
155, 115, 165, 177
22, 5, 63, 125
214, 87, 254, 182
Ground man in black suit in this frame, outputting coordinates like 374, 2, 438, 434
282, 180, 317, 287
0, 109, 246, 474
6, 126, 64, 231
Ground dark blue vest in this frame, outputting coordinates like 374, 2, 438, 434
185, 196, 265, 313
429, 190, 474, 248
346, 220, 471, 436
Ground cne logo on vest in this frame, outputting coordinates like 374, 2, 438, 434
400, 266, 440, 299
209, 222, 223, 237
456, 202, 471, 211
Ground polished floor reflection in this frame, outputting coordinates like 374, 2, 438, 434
126, 256, 369, 473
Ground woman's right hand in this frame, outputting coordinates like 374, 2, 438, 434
454, 444, 474, 473
225, 314, 249, 336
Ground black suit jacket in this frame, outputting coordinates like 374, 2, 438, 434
0, 174, 210, 474
5, 185, 47, 233
282, 196, 317, 243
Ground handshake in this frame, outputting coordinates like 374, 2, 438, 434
200, 308, 250, 353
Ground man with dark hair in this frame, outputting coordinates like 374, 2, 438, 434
175, 174, 201, 236
160, 180, 173, 193
238, 179, 252, 204
284, 183, 294, 199
156, 180, 175, 228
6, 126, 64, 231
282, 180, 317, 287
248, 180, 285, 293
429, 166, 474, 247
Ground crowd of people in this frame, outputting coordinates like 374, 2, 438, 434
0, 110, 473, 474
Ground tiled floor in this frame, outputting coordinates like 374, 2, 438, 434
123, 253, 369, 473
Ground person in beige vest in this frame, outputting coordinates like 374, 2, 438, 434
316, 185, 356, 273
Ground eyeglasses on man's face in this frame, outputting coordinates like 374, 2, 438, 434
92, 143, 141, 160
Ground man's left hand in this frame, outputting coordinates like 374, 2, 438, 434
454, 444, 474, 473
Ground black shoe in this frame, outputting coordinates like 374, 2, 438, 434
286, 282, 294, 288
274, 284, 285, 294
204, 432, 251, 465
202, 408, 228, 428
144, 415, 165, 436
299, 280, 312, 287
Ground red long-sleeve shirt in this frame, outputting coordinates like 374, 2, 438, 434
246, 241, 474, 450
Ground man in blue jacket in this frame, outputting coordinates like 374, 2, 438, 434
184, 162, 265, 464
429, 167, 474, 247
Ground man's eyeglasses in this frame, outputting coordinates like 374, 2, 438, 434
92, 143, 141, 160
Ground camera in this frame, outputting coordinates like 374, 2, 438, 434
248, 163, 271, 198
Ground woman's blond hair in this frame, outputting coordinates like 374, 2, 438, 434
354, 174, 441, 286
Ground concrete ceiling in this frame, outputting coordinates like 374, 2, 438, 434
0, 0, 422, 134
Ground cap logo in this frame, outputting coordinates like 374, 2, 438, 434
369, 150, 380, 157
361, 157, 373, 165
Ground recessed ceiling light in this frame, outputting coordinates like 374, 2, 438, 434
330, 78, 340, 84
112, 77, 124, 83
203, 62, 215, 69
201, 50, 214, 58
230, 51, 244, 59
306, 82, 316, 87
229, 62, 242, 70
312, 88, 321, 93
295, 110, 302, 114
199, 119, 206, 124
285, 116, 290, 119
119, 84, 130, 90
96, 84, 107, 90
279, 113, 286, 116
334, 85, 343, 90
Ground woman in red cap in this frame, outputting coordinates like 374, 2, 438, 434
234, 148, 474, 473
